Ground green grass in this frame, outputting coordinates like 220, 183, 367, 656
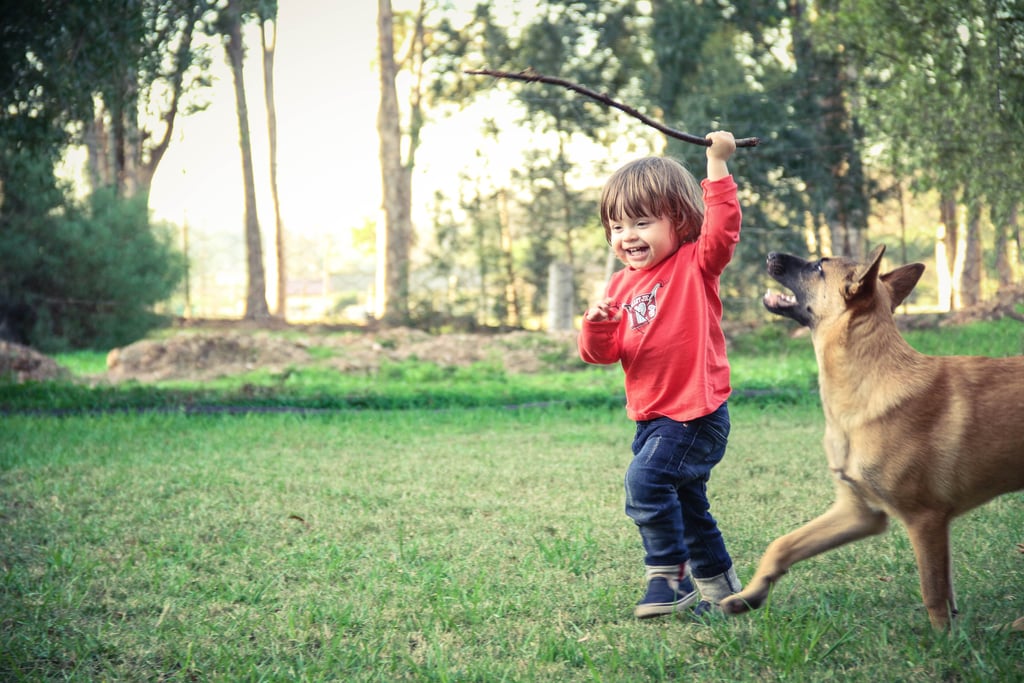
2, 319, 1022, 680
2, 406, 1021, 681
903, 319, 1024, 357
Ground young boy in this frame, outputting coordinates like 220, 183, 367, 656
578, 132, 743, 618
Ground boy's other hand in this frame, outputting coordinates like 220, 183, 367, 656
585, 298, 623, 323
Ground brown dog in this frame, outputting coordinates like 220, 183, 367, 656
720, 245, 1024, 628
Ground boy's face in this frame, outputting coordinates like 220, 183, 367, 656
608, 215, 681, 270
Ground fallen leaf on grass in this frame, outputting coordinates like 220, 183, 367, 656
287, 514, 310, 527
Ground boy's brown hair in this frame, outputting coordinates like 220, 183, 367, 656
599, 156, 704, 244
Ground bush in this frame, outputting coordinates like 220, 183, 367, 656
0, 188, 185, 351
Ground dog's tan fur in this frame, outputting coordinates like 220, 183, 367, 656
721, 245, 1024, 629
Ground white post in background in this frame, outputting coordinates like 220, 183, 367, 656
547, 261, 575, 331
374, 208, 387, 318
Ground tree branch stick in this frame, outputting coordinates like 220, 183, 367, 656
465, 68, 760, 148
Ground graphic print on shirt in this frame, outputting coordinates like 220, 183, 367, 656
625, 282, 662, 330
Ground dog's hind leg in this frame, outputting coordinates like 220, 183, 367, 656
721, 486, 888, 615
903, 511, 956, 629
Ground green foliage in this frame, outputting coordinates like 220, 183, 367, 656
5, 318, 1019, 417
0, 1, 209, 348
905, 319, 1024, 357
831, 0, 1024, 201
0, 189, 186, 351
0, 362, 625, 414
514, 1, 650, 139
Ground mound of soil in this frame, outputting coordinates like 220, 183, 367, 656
106, 333, 312, 383
104, 328, 583, 383
0, 342, 70, 383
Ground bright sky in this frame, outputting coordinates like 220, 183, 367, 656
146, 1, 629, 250
149, 2, 384, 244
148, 2, 558, 243
142, 0, 654, 318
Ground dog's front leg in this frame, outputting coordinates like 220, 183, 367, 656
904, 511, 956, 629
721, 486, 888, 615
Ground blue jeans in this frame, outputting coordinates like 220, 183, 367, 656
625, 402, 733, 579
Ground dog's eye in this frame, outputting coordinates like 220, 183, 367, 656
814, 261, 824, 274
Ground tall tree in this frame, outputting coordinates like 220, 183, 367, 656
376, 0, 434, 323
83, 0, 210, 203
257, 0, 285, 319
219, 0, 269, 319
376, 0, 412, 323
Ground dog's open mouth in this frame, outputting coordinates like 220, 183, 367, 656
763, 290, 797, 310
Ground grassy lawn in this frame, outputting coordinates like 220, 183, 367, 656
1, 320, 1022, 680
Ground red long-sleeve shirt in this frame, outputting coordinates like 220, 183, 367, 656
578, 175, 741, 422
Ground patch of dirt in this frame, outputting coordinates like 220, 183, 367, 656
941, 285, 1024, 326
105, 333, 313, 383
1, 342, 70, 383
103, 327, 584, 383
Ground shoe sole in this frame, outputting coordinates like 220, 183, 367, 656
634, 591, 699, 619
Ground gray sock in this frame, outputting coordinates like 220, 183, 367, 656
694, 566, 742, 605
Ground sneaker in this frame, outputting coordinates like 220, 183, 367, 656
634, 574, 699, 619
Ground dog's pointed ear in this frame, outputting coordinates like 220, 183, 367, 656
845, 244, 886, 300
881, 263, 926, 311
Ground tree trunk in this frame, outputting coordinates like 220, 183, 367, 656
376, 0, 411, 324
1011, 203, 1021, 281
135, 1, 200, 205
497, 188, 520, 328
939, 193, 959, 310
83, 1, 198, 205
993, 204, 1011, 288
556, 132, 575, 267
547, 262, 575, 332
226, 0, 269, 319
960, 199, 983, 307
261, 15, 286, 320
85, 103, 114, 190
992, 201, 1020, 288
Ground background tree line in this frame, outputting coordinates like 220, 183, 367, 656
2, 1, 1021, 349
382, 0, 1022, 329
0, 0, 281, 350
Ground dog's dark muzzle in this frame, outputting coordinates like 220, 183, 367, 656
766, 252, 786, 278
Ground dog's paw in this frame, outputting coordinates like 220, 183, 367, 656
719, 595, 753, 615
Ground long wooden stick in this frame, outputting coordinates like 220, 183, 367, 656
465, 67, 760, 148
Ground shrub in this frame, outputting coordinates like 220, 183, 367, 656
1, 188, 185, 351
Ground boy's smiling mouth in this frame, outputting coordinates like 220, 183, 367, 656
623, 246, 653, 266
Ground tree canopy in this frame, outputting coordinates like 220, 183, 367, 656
1, 0, 1020, 344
